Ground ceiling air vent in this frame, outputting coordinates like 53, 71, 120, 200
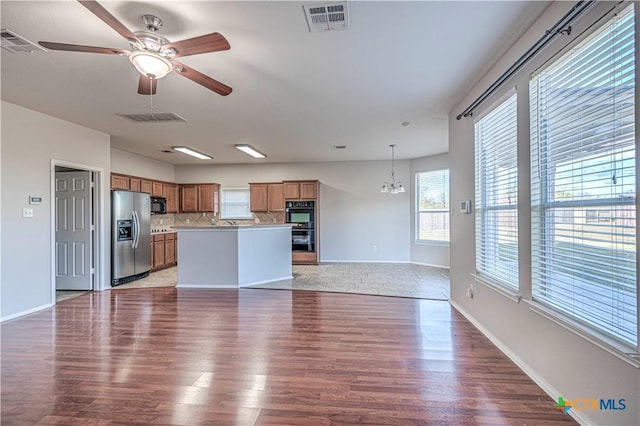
1, 29, 45, 54
303, 2, 350, 33
116, 112, 187, 123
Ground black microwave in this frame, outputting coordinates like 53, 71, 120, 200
150, 196, 167, 215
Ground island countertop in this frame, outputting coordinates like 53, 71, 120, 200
174, 224, 293, 288
173, 224, 294, 230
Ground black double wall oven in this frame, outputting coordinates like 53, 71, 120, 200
285, 201, 315, 252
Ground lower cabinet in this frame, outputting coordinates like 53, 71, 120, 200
151, 232, 177, 271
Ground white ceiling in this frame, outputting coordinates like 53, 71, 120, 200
1, 1, 549, 164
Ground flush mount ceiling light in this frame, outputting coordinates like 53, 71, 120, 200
172, 146, 213, 160
235, 144, 266, 159
380, 144, 405, 194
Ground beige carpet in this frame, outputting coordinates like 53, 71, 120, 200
251, 263, 450, 300
57, 263, 450, 303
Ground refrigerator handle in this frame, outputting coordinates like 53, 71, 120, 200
132, 210, 139, 249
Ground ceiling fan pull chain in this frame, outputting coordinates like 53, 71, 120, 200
149, 78, 154, 118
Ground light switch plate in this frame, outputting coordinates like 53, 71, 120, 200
23, 207, 34, 218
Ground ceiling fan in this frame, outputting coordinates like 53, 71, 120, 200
38, 0, 232, 96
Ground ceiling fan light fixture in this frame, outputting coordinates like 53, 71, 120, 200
172, 146, 213, 160
129, 50, 172, 79
235, 144, 266, 159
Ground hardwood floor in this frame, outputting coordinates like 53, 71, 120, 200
1, 288, 575, 425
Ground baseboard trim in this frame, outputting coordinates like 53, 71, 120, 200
410, 261, 450, 269
316, 260, 448, 269
1, 303, 53, 322
176, 284, 238, 289
240, 275, 293, 287
449, 300, 592, 426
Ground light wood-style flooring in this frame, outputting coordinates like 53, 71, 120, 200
2, 288, 575, 425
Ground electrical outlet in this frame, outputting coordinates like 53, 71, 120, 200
22, 207, 34, 218
373, 245, 377, 251
159, 219, 163, 225
186, 218, 190, 224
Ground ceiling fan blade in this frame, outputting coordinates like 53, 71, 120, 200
78, 0, 138, 43
38, 41, 127, 55
163, 33, 230, 58
173, 62, 232, 96
138, 75, 158, 95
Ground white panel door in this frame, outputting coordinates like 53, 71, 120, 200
55, 171, 93, 290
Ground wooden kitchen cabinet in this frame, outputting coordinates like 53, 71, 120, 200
284, 180, 318, 200
165, 233, 176, 266
111, 174, 130, 190
181, 185, 198, 212
250, 183, 284, 212
129, 177, 141, 192
198, 184, 216, 212
152, 234, 166, 270
151, 232, 177, 272
249, 184, 268, 212
140, 179, 152, 194
163, 183, 179, 213
268, 183, 285, 212
180, 183, 219, 213
152, 181, 164, 197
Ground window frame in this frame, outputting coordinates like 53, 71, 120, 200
220, 187, 253, 220
529, 4, 637, 350
474, 92, 519, 291
415, 169, 450, 245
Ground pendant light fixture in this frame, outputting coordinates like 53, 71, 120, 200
380, 144, 405, 194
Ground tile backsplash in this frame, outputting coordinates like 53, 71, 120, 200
151, 211, 285, 229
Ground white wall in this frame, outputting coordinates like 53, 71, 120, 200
1, 101, 111, 320
110, 147, 175, 182
176, 161, 411, 262
449, 3, 639, 425
410, 153, 449, 268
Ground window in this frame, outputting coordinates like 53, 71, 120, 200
530, 5, 636, 348
416, 169, 449, 243
474, 93, 518, 289
220, 188, 252, 219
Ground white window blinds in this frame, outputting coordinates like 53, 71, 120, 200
416, 170, 450, 243
530, 5, 636, 348
221, 188, 252, 219
475, 93, 519, 289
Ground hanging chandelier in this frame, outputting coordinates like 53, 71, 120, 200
380, 144, 405, 194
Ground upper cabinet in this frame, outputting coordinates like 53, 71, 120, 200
111, 174, 130, 190
249, 183, 268, 212
250, 183, 284, 212
198, 184, 216, 212
110, 173, 163, 197
129, 177, 141, 192
284, 180, 318, 200
268, 183, 285, 212
181, 183, 220, 214
163, 183, 179, 213
152, 181, 164, 197
140, 179, 152, 194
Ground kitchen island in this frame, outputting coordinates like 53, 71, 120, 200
174, 224, 293, 288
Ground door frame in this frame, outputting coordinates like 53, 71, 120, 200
50, 159, 107, 305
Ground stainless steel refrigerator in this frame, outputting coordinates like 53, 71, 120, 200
111, 190, 151, 286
